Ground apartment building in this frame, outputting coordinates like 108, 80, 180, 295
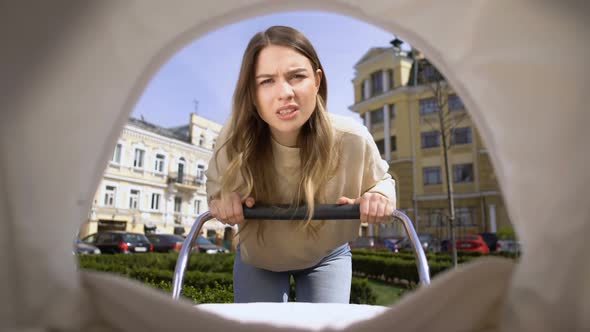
350, 43, 511, 240
80, 113, 231, 242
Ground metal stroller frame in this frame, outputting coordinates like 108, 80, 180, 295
172, 204, 430, 300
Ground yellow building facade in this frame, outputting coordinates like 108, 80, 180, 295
79, 113, 231, 241
350, 46, 511, 240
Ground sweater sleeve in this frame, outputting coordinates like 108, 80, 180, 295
361, 136, 397, 209
205, 122, 231, 204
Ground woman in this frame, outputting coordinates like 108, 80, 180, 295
206, 26, 396, 303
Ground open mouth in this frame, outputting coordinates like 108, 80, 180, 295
276, 105, 299, 119
278, 108, 296, 115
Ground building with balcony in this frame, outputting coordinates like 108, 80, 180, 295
80, 113, 230, 243
350, 43, 512, 240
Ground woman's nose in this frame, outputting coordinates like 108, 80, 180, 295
277, 81, 294, 100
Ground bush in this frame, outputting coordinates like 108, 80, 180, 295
352, 254, 452, 284
146, 280, 234, 304
350, 278, 377, 305
78, 252, 235, 273
78, 253, 377, 304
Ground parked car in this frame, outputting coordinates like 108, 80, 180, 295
81, 231, 154, 254
496, 239, 521, 253
193, 235, 229, 254
146, 234, 185, 253
479, 232, 499, 251
455, 234, 490, 254
398, 234, 441, 253
349, 236, 403, 252
73, 239, 101, 255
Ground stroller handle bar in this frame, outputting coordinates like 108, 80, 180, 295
243, 204, 360, 220
172, 205, 430, 300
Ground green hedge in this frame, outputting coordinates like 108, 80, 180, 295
351, 249, 518, 263
79, 252, 234, 273
79, 251, 516, 293
147, 280, 234, 304
352, 255, 450, 284
78, 254, 376, 305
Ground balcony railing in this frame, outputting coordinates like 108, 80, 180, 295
167, 172, 206, 188
93, 206, 135, 216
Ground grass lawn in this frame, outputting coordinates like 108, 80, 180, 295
367, 279, 406, 306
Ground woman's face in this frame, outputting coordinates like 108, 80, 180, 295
254, 44, 322, 147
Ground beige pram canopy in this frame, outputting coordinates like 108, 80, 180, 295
1, 1, 588, 331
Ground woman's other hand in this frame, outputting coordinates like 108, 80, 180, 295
337, 193, 394, 224
210, 192, 255, 225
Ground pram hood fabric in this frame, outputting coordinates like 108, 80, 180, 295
0, 1, 588, 331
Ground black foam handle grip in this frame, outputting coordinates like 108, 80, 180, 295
243, 204, 360, 220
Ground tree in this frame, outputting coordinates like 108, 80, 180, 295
414, 55, 469, 268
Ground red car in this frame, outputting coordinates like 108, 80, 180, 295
455, 234, 490, 254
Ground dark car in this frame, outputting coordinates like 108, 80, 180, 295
350, 236, 403, 252
146, 234, 185, 253
398, 234, 440, 253
82, 231, 153, 254
73, 239, 101, 255
193, 235, 229, 254
479, 232, 498, 251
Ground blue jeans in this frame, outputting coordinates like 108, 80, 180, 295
233, 243, 352, 303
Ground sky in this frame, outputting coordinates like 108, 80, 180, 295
131, 11, 405, 128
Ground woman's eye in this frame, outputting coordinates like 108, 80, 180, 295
292, 74, 306, 80
260, 79, 273, 85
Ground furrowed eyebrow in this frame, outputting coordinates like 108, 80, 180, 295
255, 68, 308, 80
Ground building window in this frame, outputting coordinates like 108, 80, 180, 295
133, 148, 145, 168
421, 131, 440, 148
194, 199, 202, 215
375, 139, 385, 155
448, 94, 465, 112
174, 197, 182, 213
389, 104, 396, 120
375, 137, 395, 154
198, 134, 205, 147
154, 154, 165, 173
129, 189, 139, 209
212, 139, 216, 149
387, 69, 394, 90
196, 164, 206, 183
423, 167, 442, 185
422, 66, 438, 81
358, 85, 364, 102
370, 108, 384, 126
427, 209, 443, 227
103, 186, 116, 206
150, 193, 161, 210
112, 143, 122, 164
455, 208, 474, 226
177, 157, 186, 182
370, 70, 383, 96
420, 98, 438, 115
453, 163, 474, 183
452, 127, 472, 145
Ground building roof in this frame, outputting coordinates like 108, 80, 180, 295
407, 58, 445, 86
127, 117, 190, 143
354, 47, 390, 67
355, 46, 413, 68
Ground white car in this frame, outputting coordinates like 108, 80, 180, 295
496, 240, 521, 253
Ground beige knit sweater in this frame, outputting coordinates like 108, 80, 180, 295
206, 114, 396, 271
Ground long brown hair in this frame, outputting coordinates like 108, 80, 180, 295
215, 26, 337, 237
